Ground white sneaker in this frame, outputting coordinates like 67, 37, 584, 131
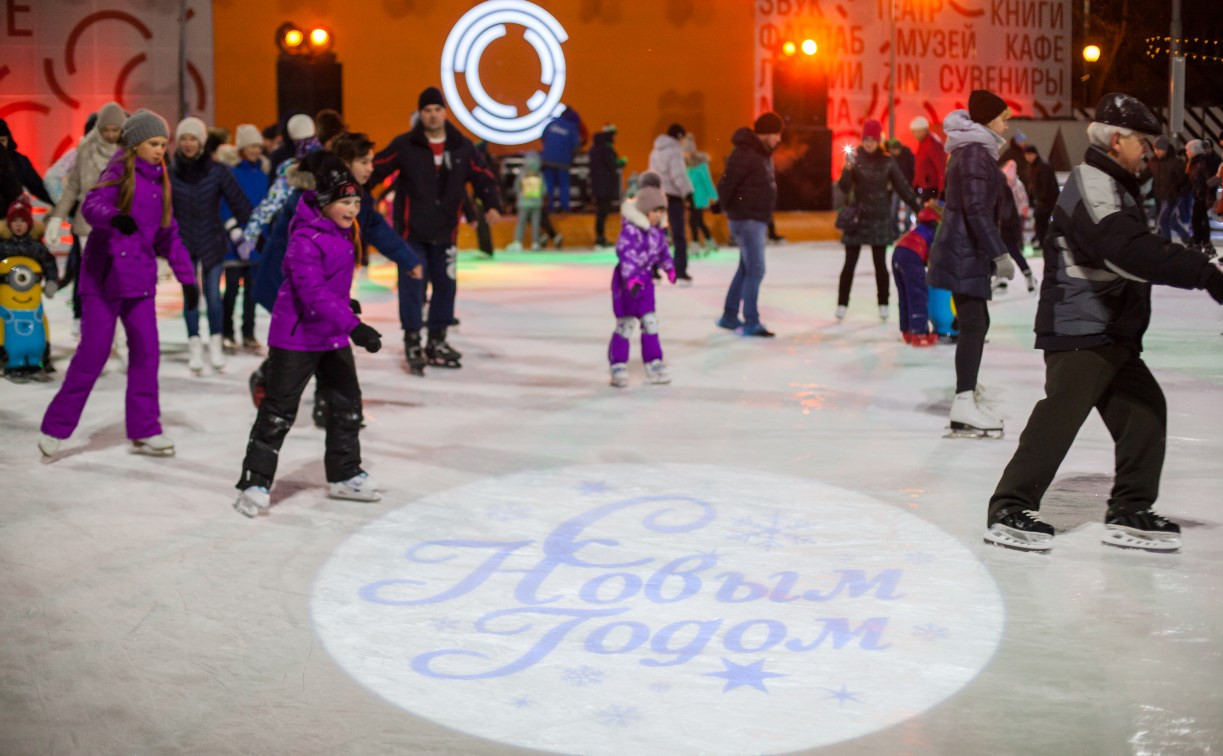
878, 305, 889, 321
208, 333, 226, 371
948, 391, 1003, 436
506, 240, 523, 252
610, 363, 629, 388
233, 486, 271, 518
38, 433, 62, 457
835, 305, 847, 321
132, 434, 175, 456
644, 360, 671, 385
187, 336, 204, 375
329, 471, 381, 502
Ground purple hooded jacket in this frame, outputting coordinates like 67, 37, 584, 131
267, 192, 361, 352
615, 203, 674, 283
79, 152, 196, 298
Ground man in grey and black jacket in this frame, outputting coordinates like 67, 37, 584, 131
984, 93, 1223, 554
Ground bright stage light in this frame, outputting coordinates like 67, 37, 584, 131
801, 39, 817, 55
310, 28, 330, 47
440, 0, 570, 146
284, 29, 303, 47
782, 40, 797, 56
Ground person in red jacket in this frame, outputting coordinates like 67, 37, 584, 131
910, 116, 946, 200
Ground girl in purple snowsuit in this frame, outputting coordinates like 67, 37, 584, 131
233, 152, 384, 517
608, 186, 675, 387
39, 110, 197, 458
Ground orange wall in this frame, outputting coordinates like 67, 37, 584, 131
211, 0, 756, 175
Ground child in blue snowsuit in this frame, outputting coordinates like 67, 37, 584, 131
608, 186, 675, 387
891, 205, 942, 345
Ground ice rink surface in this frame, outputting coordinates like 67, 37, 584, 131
2, 242, 1221, 755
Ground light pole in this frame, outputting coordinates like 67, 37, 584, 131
1169, 0, 1185, 136
887, 0, 895, 139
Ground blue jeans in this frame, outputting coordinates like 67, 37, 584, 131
1157, 196, 1192, 242
542, 166, 570, 212
397, 240, 455, 335
184, 261, 223, 337
723, 219, 768, 327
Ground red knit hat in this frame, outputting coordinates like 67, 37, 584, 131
5, 197, 32, 230
862, 119, 883, 142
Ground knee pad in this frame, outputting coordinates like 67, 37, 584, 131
615, 317, 637, 338
640, 312, 659, 335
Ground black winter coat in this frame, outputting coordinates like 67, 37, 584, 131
836, 147, 919, 246
927, 142, 1008, 299
370, 120, 503, 244
170, 155, 253, 270
1037, 146, 1219, 351
893, 145, 915, 184
717, 128, 777, 223
588, 131, 620, 201
1026, 156, 1060, 212
998, 139, 1030, 187
1188, 152, 1222, 202
1148, 153, 1187, 201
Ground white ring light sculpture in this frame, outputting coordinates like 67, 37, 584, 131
440, 0, 569, 145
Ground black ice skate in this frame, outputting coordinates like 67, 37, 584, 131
404, 333, 427, 376
984, 509, 1054, 552
1102, 510, 1181, 552
426, 339, 462, 369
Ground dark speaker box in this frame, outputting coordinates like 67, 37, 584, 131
277, 56, 343, 123
772, 58, 829, 131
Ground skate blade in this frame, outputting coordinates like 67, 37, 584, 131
328, 489, 382, 503
1102, 527, 1181, 553
945, 427, 1004, 439
131, 443, 175, 457
983, 527, 1052, 553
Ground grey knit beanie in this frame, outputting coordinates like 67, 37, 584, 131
121, 109, 169, 148
96, 102, 126, 131
635, 186, 667, 215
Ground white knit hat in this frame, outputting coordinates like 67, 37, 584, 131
287, 113, 316, 141
1186, 139, 1204, 157
176, 116, 208, 143
910, 116, 929, 131
235, 123, 261, 151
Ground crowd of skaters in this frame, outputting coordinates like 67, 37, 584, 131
1, 83, 1222, 553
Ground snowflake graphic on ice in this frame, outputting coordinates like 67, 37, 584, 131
485, 503, 529, 522
912, 623, 950, 640
594, 705, 642, 727
727, 511, 815, 550
429, 617, 461, 632
510, 696, 533, 709
560, 665, 605, 687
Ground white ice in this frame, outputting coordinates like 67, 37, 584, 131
2, 242, 1220, 755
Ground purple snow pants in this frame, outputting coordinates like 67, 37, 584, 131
41, 294, 162, 440
608, 272, 662, 365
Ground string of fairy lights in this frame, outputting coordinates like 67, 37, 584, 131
1144, 36, 1223, 64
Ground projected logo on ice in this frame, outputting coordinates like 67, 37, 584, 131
440, 0, 568, 146
312, 465, 1004, 754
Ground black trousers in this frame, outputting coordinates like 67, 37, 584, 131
666, 195, 688, 276
689, 207, 713, 244
594, 198, 614, 242
988, 345, 1166, 523
839, 244, 889, 306
237, 346, 363, 490
1191, 194, 1212, 244
951, 294, 989, 393
222, 264, 257, 340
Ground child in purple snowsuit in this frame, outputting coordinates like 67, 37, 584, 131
39, 110, 197, 458
233, 152, 384, 517
608, 186, 676, 387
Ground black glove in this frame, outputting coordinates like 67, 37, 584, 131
710, 200, 722, 215
349, 298, 362, 315
1206, 269, 1223, 305
110, 214, 138, 235
350, 322, 382, 353
182, 283, 199, 310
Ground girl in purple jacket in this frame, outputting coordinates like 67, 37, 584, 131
233, 153, 383, 517
38, 110, 197, 458
608, 186, 676, 388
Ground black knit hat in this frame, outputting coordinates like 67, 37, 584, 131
301, 152, 360, 208
968, 90, 1008, 125
1094, 93, 1161, 136
666, 123, 686, 140
418, 86, 446, 111
754, 111, 783, 135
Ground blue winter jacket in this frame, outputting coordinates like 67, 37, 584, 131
222, 158, 270, 263
169, 155, 252, 270
540, 115, 580, 167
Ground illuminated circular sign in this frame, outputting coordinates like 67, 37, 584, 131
440, 0, 568, 146
312, 464, 1004, 754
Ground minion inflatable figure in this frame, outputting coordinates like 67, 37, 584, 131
0, 255, 52, 381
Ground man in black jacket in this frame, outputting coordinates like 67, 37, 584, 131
1148, 136, 1191, 243
985, 93, 1223, 554
1022, 145, 1060, 245
715, 112, 782, 337
0, 119, 52, 205
369, 87, 502, 372
589, 125, 621, 248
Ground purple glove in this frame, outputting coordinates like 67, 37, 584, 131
666, 268, 677, 284
236, 239, 256, 261
627, 276, 647, 297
